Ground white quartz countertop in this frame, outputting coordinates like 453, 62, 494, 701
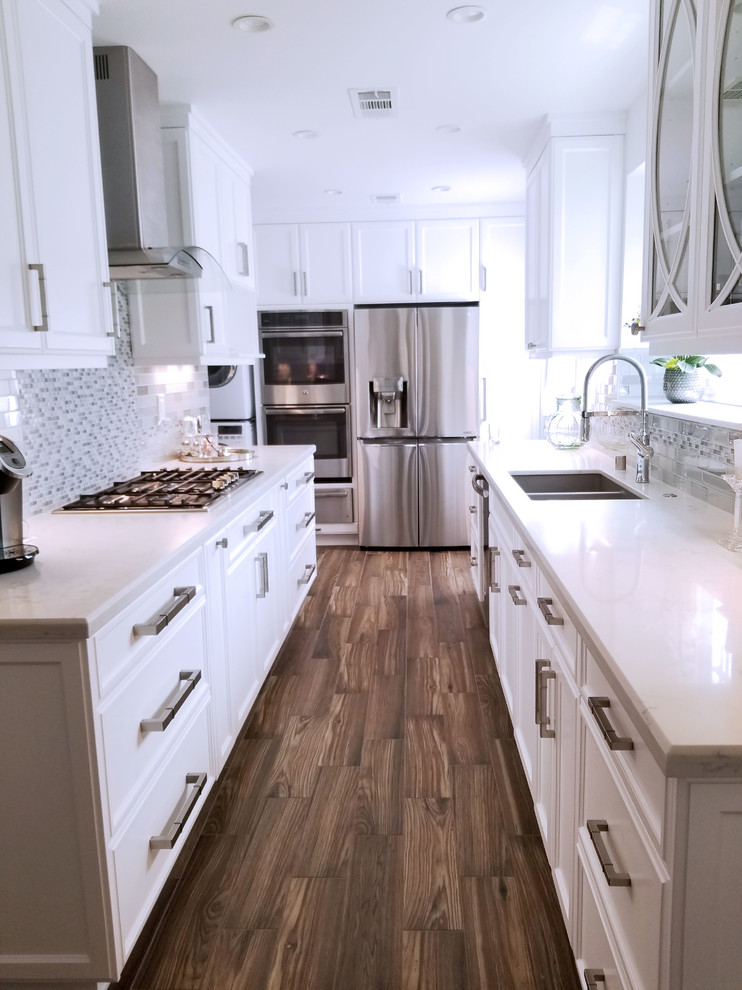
468, 439, 742, 778
0, 446, 314, 640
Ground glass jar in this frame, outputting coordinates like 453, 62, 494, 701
545, 395, 584, 449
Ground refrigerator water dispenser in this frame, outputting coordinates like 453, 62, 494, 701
370, 377, 406, 430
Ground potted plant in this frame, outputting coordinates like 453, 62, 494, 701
650, 355, 722, 403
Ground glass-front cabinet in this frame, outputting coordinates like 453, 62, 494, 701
698, 0, 742, 337
646, 0, 697, 340
645, 0, 742, 351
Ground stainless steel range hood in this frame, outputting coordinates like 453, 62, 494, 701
93, 46, 201, 280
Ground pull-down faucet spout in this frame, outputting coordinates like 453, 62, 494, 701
580, 354, 653, 483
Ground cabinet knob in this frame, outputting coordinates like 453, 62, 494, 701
216, 537, 228, 549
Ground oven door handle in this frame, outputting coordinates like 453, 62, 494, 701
260, 330, 345, 339
264, 406, 348, 416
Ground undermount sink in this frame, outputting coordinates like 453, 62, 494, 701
510, 471, 644, 501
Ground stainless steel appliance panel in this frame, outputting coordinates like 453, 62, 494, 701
358, 440, 417, 547
354, 307, 416, 437
416, 305, 479, 438
263, 405, 351, 480
260, 329, 350, 405
314, 486, 354, 525
418, 440, 471, 547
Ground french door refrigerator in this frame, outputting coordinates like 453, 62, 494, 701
354, 303, 479, 547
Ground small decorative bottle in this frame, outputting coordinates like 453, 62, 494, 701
545, 395, 585, 449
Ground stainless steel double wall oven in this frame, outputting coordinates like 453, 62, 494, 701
259, 309, 353, 492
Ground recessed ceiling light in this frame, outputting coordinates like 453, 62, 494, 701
292, 129, 319, 139
446, 5, 487, 22
231, 14, 273, 32
436, 124, 462, 134
324, 188, 342, 196
431, 185, 452, 193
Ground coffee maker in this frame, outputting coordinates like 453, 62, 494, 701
0, 436, 36, 571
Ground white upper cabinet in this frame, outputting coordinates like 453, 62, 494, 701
644, 0, 742, 352
129, 105, 259, 365
352, 219, 480, 303
0, 0, 115, 368
254, 222, 353, 305
525, 123, 625, 356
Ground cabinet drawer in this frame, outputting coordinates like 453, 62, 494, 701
93, 551, 205, 698
286, 482, 316, 559
536, 571, 577, 675
99, 595, 209, 834
286, 528, 317, 620
576, 854, 626, 990
583, 649, 665, 845
225, 488, 279, 560
112, 702, 211, 957
581, 726, 664, 990
284, 454, 316, 504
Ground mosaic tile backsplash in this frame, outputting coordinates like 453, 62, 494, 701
0, 285, 210, 515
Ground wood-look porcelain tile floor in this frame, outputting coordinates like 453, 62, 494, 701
123, 548, 580, 990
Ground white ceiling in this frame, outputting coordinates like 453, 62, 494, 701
92, 0, 650, 219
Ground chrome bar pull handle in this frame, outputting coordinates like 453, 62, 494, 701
28, 263, 49, 331
141, 670, 202, 732
204, 304, 216, 343
299, 511, 316, 530
133, 586, 197, 636
237, 241, 250, 276
489, 546, 501, 593
299, 563, 316, 585
587, 820, 632, 887
408, 269, 414, 295
293, 271, 299, 296
256, 551, 269, 598
480, 264, 487, 292
512, 548, 531, 568
149, 772, 206, 850
584, 971, 606, 990
507, 584, 527, 606
418, 268, 423, 295
301, 470, 316, 485
302, 271, 308, 296
535, 659, 556, 738
104, 281, 120, 337
537, 597, 564, 626
255, 509, 274, 533
588, 696, 634, 751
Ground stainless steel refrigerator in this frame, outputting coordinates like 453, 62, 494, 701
354, 304, 479, 547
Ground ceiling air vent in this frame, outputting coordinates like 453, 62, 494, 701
349, 88, 398, 119
371, 193, 402, 205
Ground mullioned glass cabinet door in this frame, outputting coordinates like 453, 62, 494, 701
698, 0, 742, 338
645, 0, 698, 337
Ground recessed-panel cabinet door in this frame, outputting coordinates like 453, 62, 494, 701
9, 0, 113, 354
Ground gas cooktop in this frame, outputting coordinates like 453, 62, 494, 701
60, 467, 262, 512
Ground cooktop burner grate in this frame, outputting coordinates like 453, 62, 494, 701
60, 467, 262, 512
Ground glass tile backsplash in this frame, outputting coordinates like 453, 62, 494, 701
0, 285, 210, 515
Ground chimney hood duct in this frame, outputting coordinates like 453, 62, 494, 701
93, 46, 201, 280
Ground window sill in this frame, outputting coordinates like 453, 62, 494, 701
619, 398, 742, 430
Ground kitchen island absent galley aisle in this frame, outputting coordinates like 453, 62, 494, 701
115, 548, 579, 990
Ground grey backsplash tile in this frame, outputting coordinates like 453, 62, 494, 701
2, 284, 210, 515
592, 413, 742, 512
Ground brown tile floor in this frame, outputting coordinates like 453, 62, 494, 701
120, 548, 580, 990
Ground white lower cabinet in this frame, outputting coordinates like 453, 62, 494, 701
478, 454, 742, 990
0, 453, 317, 988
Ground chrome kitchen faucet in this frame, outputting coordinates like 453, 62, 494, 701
580, 354, 653, 483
